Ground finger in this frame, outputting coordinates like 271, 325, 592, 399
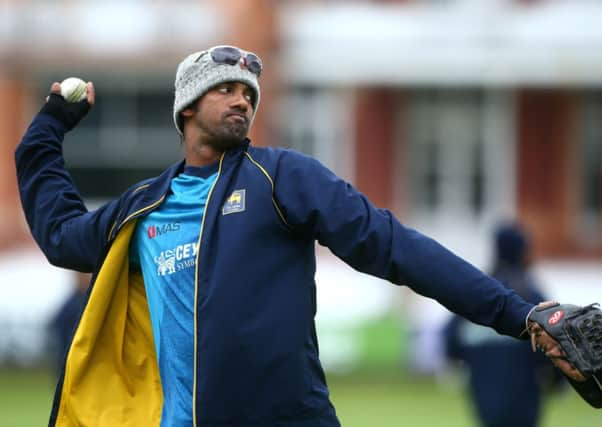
531, 332, 587, 381
550, 357, 586, 381
50, 82, 61, 94
544, 345, 566, 359
529, 324, 552, 351
535, 334, 561, 349
532, 328, 557, 345
86, 82, 95, 106
537, 301, 558, 310
46, 82, 61, 102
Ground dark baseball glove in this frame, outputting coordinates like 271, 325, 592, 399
527, 301, 602, 408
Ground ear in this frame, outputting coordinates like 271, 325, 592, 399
180, 107, 195, 118
181, 98, 200, 118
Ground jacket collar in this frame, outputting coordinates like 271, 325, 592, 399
138, 161, 184, 206
223, 138, 251, 161
134, 138, 252, 209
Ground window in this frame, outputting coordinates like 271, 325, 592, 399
40, 77, 181, 198
402, 89, 515, 266
406, 90, 486, 217
277, 86, 354, 181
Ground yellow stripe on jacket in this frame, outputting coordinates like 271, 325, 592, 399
55, 221, 163, 426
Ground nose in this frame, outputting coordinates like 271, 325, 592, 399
232, 95, 248, 111
230, 86, 251, 112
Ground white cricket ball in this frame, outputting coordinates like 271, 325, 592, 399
60, 77, 87, 103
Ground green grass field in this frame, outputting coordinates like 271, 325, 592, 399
329, 373, 601, 427
0, 369, 599, 427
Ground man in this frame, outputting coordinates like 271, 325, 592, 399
445, 223, 563, 427
15, 46, 575, 427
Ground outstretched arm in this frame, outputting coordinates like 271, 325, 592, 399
273, 149, 532, 338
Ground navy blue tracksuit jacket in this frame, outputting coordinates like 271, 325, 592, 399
16, 112, 534, 426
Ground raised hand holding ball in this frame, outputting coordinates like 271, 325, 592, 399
40, 79, 95, 131
60, 77, 88, 103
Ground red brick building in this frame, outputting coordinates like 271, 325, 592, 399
1, 0, 601, 267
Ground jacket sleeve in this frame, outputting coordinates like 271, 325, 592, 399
273, 149, 533, 338
15, 113, 120, 271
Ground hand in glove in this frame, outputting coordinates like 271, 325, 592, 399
39, 81, 95, 131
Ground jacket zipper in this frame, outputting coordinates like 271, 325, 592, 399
193, 153, 225, 427
120, 196, 166, 229
108, 192, 167, 242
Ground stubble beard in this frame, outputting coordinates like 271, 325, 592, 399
201, 116, 249, 151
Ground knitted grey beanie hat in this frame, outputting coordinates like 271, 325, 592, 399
173, 46, 261, 135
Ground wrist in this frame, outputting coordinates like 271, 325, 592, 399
36, 111, 68, 132
39, 93, 90, 131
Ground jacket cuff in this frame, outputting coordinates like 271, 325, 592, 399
517, 303, 537, 339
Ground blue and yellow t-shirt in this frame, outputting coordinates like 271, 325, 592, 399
130, 164, 217, 426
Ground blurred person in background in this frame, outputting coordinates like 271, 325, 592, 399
15, 46, 575, 427
49, 272, 90, 377
445, 222, 564, 427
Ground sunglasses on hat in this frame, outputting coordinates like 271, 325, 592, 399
200, 46, 262, 77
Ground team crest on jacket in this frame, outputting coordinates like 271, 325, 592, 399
223, 189, 246, 215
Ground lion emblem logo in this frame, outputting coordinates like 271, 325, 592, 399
154, 252, 176, 276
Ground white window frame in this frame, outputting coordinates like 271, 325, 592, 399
398, 88, 516, 267
277, 87, 355, 182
